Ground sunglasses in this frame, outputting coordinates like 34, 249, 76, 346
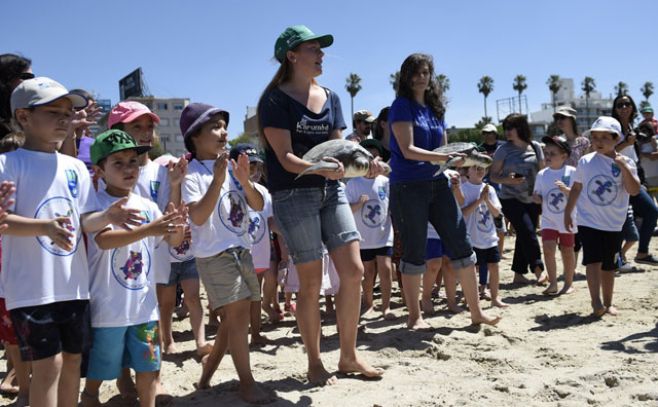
18, 72, 35, 80
615, 102, 632, 109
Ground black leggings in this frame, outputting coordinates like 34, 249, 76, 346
500, 198, 544, 275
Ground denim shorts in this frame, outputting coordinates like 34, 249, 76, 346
86, 321, 161, 380
159, 259, 199, 287
272, 183, 360, 264
390, 177, 476, 275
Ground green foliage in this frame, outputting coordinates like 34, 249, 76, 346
228, 132, 257, 148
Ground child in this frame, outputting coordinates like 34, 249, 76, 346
81, 130, 186, 407
533, 136, 577, 295
565, 117, 641, 317
460, 165, 507, 308
180, 103, 274, 403
346, 139, 394, 319
0, 77, 141, 407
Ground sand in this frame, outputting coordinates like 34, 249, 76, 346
1, 236, 657, 406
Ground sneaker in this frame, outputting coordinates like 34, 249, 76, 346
634, 254, 658, 266
618, 262, 636, 273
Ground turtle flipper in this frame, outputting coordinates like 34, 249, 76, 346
295, 161, 341, 179
433, 157, 457, 176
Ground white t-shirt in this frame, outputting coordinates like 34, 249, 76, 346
427, 222, 440, 240
182, 159, 266, 258
534, 166, 578, 234
87, 190, 161, 327
573, 152, 637, 231
248, 186, 272, 270
461, 182, 500, 249
0, 149, 99, 309
345, 176, 393, 249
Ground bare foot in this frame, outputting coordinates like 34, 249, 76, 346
560, 285, 574, 295
592, 305, 606, 318
535, 272, 549, 286
361, 304, 375, 316
196, 342, 214, 357
307, 364, 338, 386
382, 308, 396, 320
447, 303, 465, 314
420, 298, 434, 315
251, 333, 272, 347
196, 354, 212, 390
163, 342, 178, 355
407, 316, 432, 330
491, 298, 508, 308
155, 381, 173, 407
239, 381, 276, 404
471, 313, 502, 326
338, 357, 384, 379
542, 285, 559, 296
116, 373, 137, 400
512, 274, 532, 285
605, 306, 619, 316
0, 367, 17, 395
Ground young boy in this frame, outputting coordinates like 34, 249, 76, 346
0, 77, 142, 407
81, 130, 186, 407
180, 103, 274, 403
565, 117, 641, 317
533, 136, 577, 295
459, 165, 507, 308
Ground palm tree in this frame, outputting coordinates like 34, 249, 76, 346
436, 74, 450, 94
614, 81, 629, 97
477, 76, 494, 119
389, 71, 400, 93
641, 81, 654, 102
512, 75, 527, 114
547, 75, 561, 113
581, 76, 596, 119
345, 73, 362, 120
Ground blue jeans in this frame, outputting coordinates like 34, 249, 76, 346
390, 177, 476, 275
629, 188, 658, 254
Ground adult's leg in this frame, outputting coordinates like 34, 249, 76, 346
631, 189, 658, 258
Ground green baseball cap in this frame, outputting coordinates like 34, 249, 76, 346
90, 129, 151, 165
274, 25, 333, 63
641, 105, 654, 113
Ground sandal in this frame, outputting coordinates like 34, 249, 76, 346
634, 254, 658, 266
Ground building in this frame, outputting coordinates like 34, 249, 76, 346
130, 97, 190, 157
529, 78, 614, 135
242, 106, 261, 147
88, 98, 111, 137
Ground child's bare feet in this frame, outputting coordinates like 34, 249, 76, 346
250, 333, 271, 347
382, 308, 396, 320
605, 306, 619, 316
163, 342, 178, 355
407, 316, 431, 330
0, 368, 17, 395
116, 373, 137, 399
196, 354, 212, 389
239, 381, 276, 404
542, 284, 559, 296
512, 273, 532, 284
560, 285, 574, 295
338, 357, 384, 379
535, 271, 549, 286
591, 304, 606, 317
196, 342, 213, 357
471, 313, 502, 326
307, 363, 338, 386
491, 298, 508, 308
420, 298, 434, 315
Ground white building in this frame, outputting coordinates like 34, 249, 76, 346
130, 97, 190, 157
529, 78, 613, 135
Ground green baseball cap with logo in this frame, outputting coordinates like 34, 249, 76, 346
274, 25, 333, 63
90, 129, 151, 165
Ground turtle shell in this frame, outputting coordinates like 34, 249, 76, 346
301, 139, 372, 162
432, 142, 478, 154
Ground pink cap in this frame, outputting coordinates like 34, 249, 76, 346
108, 101, 160, 129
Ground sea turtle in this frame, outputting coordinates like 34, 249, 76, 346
295, 139, 391, 179
431, 142, 493, 176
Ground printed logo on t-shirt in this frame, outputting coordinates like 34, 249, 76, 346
611, 163, 621, 177
248, 213, 267, 244
561, 175, 571, 185
149, 181, 160, 202
360, 199, 386, 228
587, 175, 618, 206
476, 204, 494, 233
546, 188, 567, 214
378, 186, 387, 201
111, 241, 151, 290
218, 190, 248, 235
169, 239, 193, 262
296, 116, 329, 136
34, 196, 81, 256
65, 169, 79, 198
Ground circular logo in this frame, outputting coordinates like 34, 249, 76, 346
360, 199, 385, 228
247, 212, 267, 244
475, 204, 494, 233
34, 196, 81, 256
587, 175, 618, 206
545, 188, 567, 214
218, 190, 248, 235
111, 240, 151, 290
169, 239, 193, 262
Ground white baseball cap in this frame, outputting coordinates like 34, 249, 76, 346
589, 116, 622, 138
10, 77, 87, 116
481, 123, 498, 133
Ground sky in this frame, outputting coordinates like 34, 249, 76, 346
3, 0, 657, 138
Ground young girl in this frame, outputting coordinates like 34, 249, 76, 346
533, 136, 577, 295
180, 103, 274, 403
565, 117, 640, 317
460, 165, 507, 308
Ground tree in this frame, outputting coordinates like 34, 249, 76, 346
614, 81, 629, 97
477, 76, 494, 120
513, 75, 527, 114
390, 71, 400, 93
436, 74, 450, 94
345, 73, 362, 120
581, 76, 596, 121
547, 75, 561, 113
641, 81, 654, 102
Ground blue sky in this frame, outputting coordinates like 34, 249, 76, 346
3, 0, 656, 137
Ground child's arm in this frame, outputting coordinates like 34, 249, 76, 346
449, 175, 465, 206
188, 154, 228, 226
81, 197, 146, 234
482, 185, 501, 218
3, 215, 76, 251
0, 181, 15, 233
564, 182, 582, 232
350, 194, 369, 213
232, 154, 264, 211
94, 205, 184, 250
167, 156, 188, 207
615, 154, 641, 196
